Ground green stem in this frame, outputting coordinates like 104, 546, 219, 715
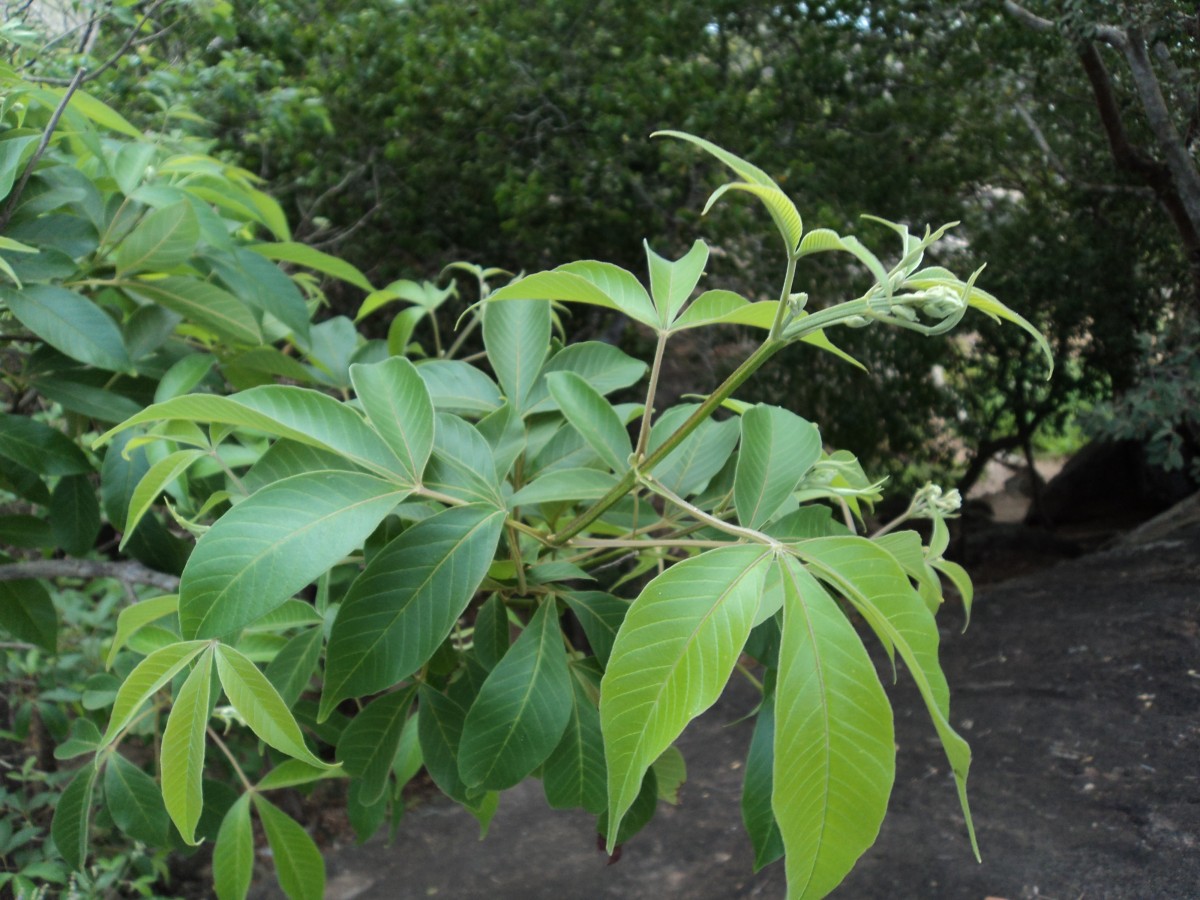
768, 253, 799, 340
207, 726, 255, 793
550, 336, 785, 545
635, 331, 669, 459
640, 473, 778, 548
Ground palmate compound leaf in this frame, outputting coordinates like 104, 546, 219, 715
320, 504, 506, 719
792, 535, 979, 860
645, 238, 709, 326
179, 471, 411, 640
600, 544, 773, 851
772, 555, 894, 899
161, 646, 213, 846
457, 599, 573, 791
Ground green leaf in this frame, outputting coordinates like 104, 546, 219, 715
214, 644, 333, 770
933, 558, 974, 627
706, 181, 803, 254
471, 594, 509, 671
0, 513, 53, 549
126, 276, 263, 346
253, 794, 325, 900
482, 297, 550, 414
458, 600, 573, 791
346, 779, 389, 844
417, 681, 473, 803
772, 556, 894, 898
357, 277, 452, 320
336, 687, 415, 806
645, 239, 708, 325
793, 536, 978, 859
107, 594, 179, 668
741, 676, 784, 871
509, 468, 619, 508
652, 745, 687, 805
654, 130, 777, 187
102, 641, 208, 744
50, 474, 100, 556
349, 356, 434, 487
101, 386, 409, 480
265, 627, 324, 707
734, 405, 823, 530
62, 87, 142, 138
112, 142, 157, 196
546, 371, 631, 473
121, 449, 205, 550
415, 359, 502, 415
647, 407, 740, 498
206, 248, 312, 344
322, 505, 505, 717
670, 290, 779, 332
249, 241, 374, 292
115, 201, 199, 275
54, 718, 103, 760
525, 341, 647, 414
0, 413, 91, 475
0, 135, 38, 201
256, 760, 340, 792
392, 710, 424, 790
597, 767, 658, 849
179, 472, 410, 639
423, 414, 504, 506
0, 284, 132, 372
488, 266, 657, 329
51, 761, 98, 871
600, 545, 771, 850
155, 354, 217, 403
104, 753, 171, 847
560, 591, 628, 668
212, 794, 253, 900
0, 578, 56, 651
161, 646, 213, 845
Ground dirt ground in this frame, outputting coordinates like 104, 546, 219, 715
252, 501, 1200, 900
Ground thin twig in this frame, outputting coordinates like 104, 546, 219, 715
0, 559, 180, 593
0, 66, 86, 231
24, 0, 171, 87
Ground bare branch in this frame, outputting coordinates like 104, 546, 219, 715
25, 0, 171, 86
0, 559, 180, 593
0, 66, 86, 231
1003, 1, 1055, 33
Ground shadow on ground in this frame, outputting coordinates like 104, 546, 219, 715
253, 507, 1200, 900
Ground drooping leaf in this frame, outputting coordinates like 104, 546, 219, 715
542, 663, 606, 814
705, 181, 803, 255
120, 449, 205, 550
0, 285, 131, 372
458, 600, 573, 791
601, 545, 771, 850
545, 371, 631, 474
212, 794, 254, 900
482, 297, 550, 414
741, 674, 784, 871
249, 241, 374, 292
349, 356, 434, 487
256, 760, 340, 792
0, 578, 56, 651
471, 594, 509, 672
337, 687, 416, 806
560, 591, 628, 669
321, 504, 505, 717
652, 745, 687, 805
51, 761, 98, 871
179, 471, 410, 639
104, 753, 171, 847
161, 647, 213, 845
253, 794, 325, 900
214, 644, 334, 770
772, 556, 894, 898
734, 405, 822, 530
49, 474, 100, 556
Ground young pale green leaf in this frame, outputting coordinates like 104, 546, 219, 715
104, 753, 171, 847
670, 290, 779, 332
458, 600, 573, 791
102, 640, 209, 744
253, 795, 325, 900
249, 241, 374, 292
321, 505, 505, 717
214, 644, 334, 770
546, 371, 631, 473
488, 265, 657, 328
0, 578, 56, 652
161, 646, 213, 846
51, 761, 98, 871
509, 468, 619, 508
179, 471, 409, 639
560, 592, 628, 669
525, 341, 647, 414
742, 676, 784, 871
773, 556, 894, 899
653, 130, 776, 187
126, 277, 263, 347
734, 405, 823, 530
264, 626, 324, 707
601, 545, 771, 851
336, 687, 414, 807
793, 536, 978, 860
0, 412, 92, 476
349, 356, 434, 487
705, 181, 803, 255
154, 354, 216, 403
115, 201, 199, 275
482, 297, 550, 414
543, 664, 606, 814
256, 759, 341, 792
120, 449, 205, 550
645, 239, 709, 325
212, 794, 253, 900
0, 284, 132, 372
875, 530, 942, 613
932, 559, 974, 627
